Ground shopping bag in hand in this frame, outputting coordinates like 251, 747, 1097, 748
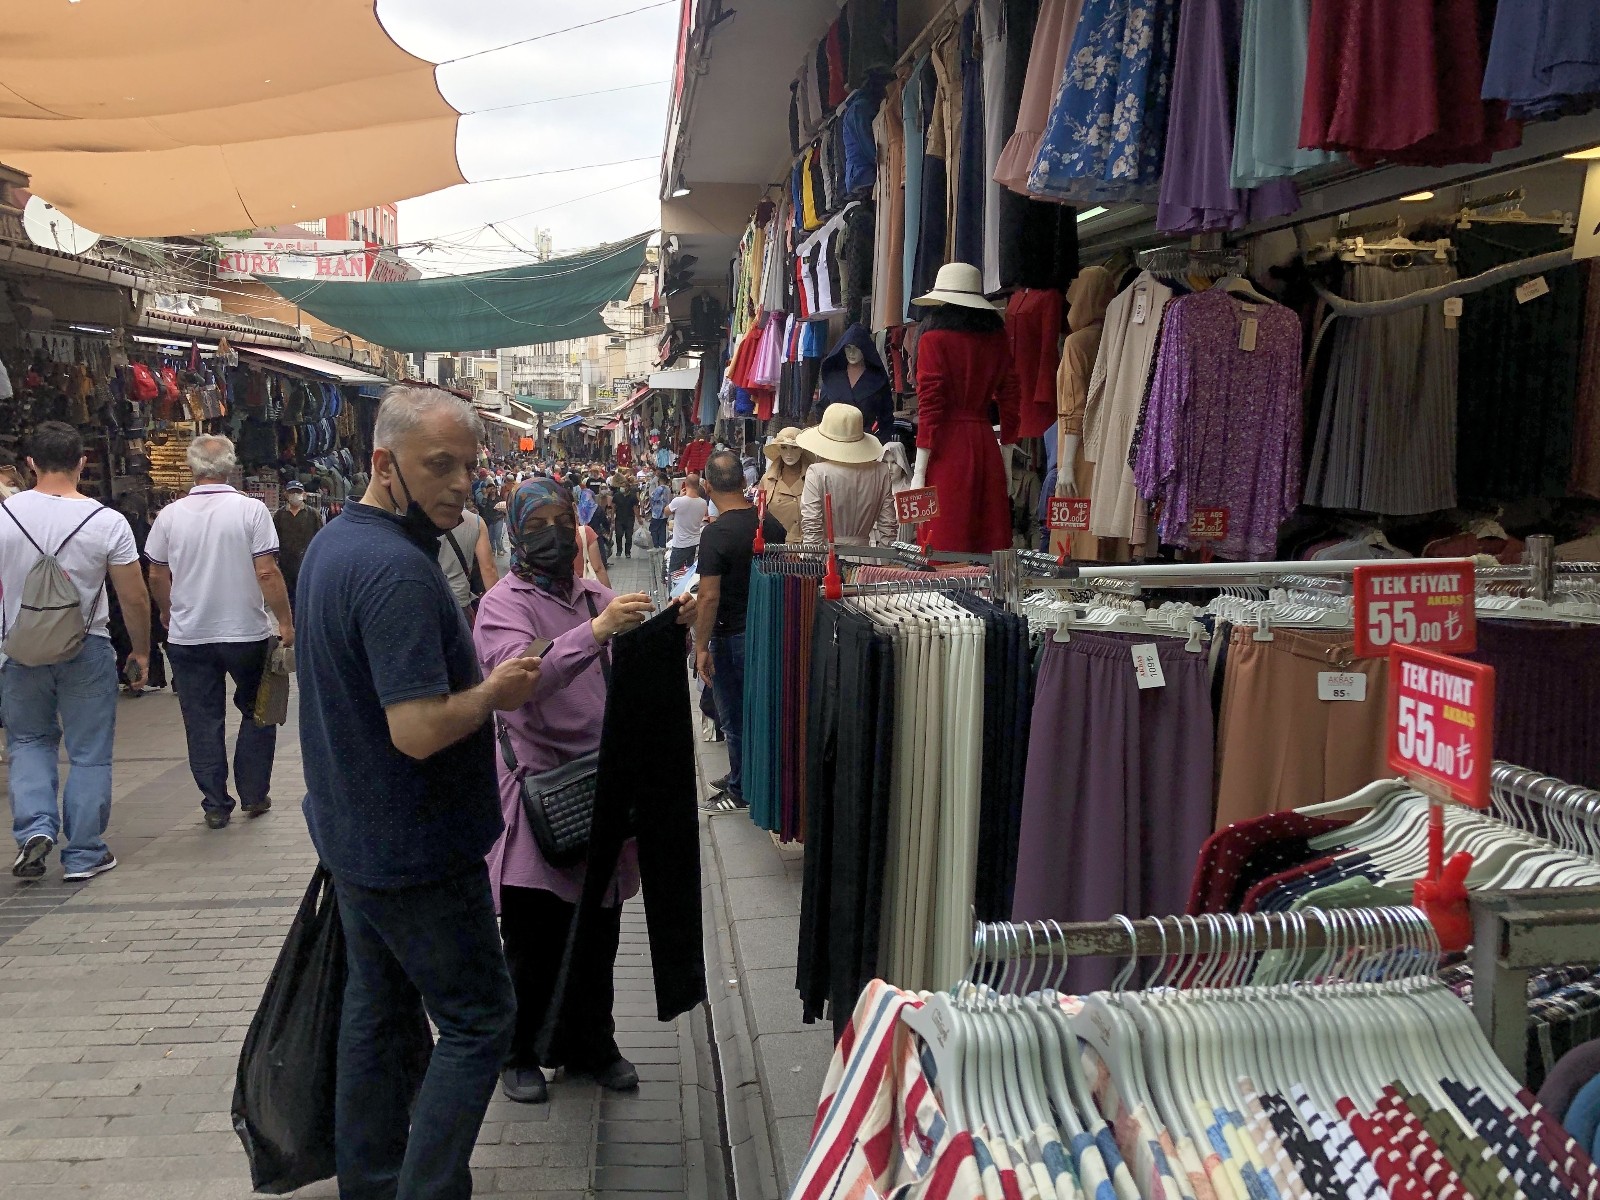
231, 866, 432, 1193
252, 639, 293, 727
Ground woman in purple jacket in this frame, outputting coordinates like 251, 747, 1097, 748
473, 477, 668, 1105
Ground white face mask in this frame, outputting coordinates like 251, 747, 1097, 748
780, 448, 802, 467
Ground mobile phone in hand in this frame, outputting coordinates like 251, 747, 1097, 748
528, 638, 553, 659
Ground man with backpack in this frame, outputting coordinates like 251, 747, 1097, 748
146, 435, 293, 831
2, 422, 151, 881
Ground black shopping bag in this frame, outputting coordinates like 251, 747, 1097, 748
231, 865, 432, 1194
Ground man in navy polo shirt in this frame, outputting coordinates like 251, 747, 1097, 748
296, 386, 541, 1200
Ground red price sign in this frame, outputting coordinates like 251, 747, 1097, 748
1353, 561, 1476, 658
1047, 496, 1092, 531
895, 487, 941, 526
1188, 508, 1229, 541
1388, 646, 1495, 809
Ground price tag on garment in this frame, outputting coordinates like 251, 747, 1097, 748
1238, 317, 1259, 352
1047, 496, 1092, 531
1443, 296, 1463, 329
1352, 561, 1476, 658
1389, 646, 1495, 809
1317, 671, 1368, 702
1188, 508, 1229, 541
1515, 275, 1550, 304
894, 486, 941, 525
1131, 286, 1151, 325
1130, 643, 1166, 689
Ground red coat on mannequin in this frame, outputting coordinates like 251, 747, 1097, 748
914, 328, 1022, 554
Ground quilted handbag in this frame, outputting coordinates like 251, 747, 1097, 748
496, 594, 612, 868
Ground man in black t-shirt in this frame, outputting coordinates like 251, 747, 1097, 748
612, 479, 639, 558
694, 451, 786, 810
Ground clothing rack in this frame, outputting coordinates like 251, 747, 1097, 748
839, 575, 990, 598
965, 895, 1600, 1084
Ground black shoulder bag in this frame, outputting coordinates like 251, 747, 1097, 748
443, 524, 486, 608
495, 593, 611, 867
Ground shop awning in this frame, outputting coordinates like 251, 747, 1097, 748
649, 358, 702, 390
239, 346, 390, 386
603, 420, 621, 432
0, 1, 464, 238
261, 234, 652, 352
484, 411, 535, 433
548, 414, 585, 432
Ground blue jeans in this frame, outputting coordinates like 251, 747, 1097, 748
165, 640, 276, 814
488, 518, 507, 555
710, 633, 746, 800
332, 865, 515, 1200
4, 635, 118, 874
649, 517, 667, 548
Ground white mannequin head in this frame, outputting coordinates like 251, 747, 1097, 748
844, 345, 864, 366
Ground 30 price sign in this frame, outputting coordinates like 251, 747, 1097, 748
1388, 646, 1495, 809
1188, 508, 1229, 541
1353, 561, 1476, 658
894, 486, 941, 526
1047, 496, 1092, 532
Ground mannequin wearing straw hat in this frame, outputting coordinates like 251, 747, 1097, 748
796, 406, 897, 547
908, 262, 1022, 554
757, 427, 813, 541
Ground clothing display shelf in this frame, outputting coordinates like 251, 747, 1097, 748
966, 896, 1600, 1089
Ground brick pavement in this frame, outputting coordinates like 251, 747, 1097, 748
0, 558, 715, 1200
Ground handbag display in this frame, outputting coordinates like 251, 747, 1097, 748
496, 593, 612, 868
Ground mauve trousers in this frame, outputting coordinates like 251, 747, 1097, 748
1010, 631, 1214, 994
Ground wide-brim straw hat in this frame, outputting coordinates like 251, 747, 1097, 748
795, 405, 883, 465
763, 426, 805, 461
911, 261, 999, 311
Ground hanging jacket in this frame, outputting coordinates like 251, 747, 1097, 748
817, 323, 894, 437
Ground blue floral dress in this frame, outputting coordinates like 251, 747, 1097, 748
1025, 0, 1180, 203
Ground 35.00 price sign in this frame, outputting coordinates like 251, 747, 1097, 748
894, 486, 941, 526
1388, 645, 1495, 809
1353, 560, 1476, 658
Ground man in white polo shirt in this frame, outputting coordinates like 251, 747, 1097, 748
146, 435, 293, 830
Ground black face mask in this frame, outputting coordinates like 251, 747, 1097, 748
516, 523, 577, 583
386, 463, 446, 545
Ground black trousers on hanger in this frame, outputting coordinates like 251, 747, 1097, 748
545, 606, 703, 1061
798, 604, 841, 1026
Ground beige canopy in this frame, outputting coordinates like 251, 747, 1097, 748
0, 0, 464, 237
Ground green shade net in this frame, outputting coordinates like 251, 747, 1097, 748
511, 396, 574, 414
261, 234, 652, 352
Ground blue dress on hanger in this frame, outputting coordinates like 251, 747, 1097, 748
1025, 0, 1180, 203
1482, 0, 1600, 118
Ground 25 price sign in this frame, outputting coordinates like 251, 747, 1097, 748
894, 486, 941, 526
1188, 508, 1229, 541
1353, 561, 1476, 658
1388, 645, 1495, 809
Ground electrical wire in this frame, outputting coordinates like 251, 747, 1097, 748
438, 1, 677, 65
461, 79, 668, 117
463, 155, 658, 185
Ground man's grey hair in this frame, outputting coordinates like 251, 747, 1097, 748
373, 385, 484, 450
187, 435, 237, 481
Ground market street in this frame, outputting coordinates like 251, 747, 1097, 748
0, 559, 732, 1200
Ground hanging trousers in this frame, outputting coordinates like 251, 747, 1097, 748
500, 884, 621, 1072
547, 607, 704, 1059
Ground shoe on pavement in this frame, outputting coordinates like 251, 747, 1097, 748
11, 834, 53, 879
501, 1066, 548, 1104
204, 811, 230, 830
577, 1057, 639, 1091
63, 852, 117, 882
701, 793, 748, 814
241, 797, 272, 818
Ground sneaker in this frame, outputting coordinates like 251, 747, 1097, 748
204, 812, 230, 830
241, 797, 272, 818
710, 774, 730, 792
500, 1066, 548, 1104
62, 852, 117, 882
11, 834, 53, 879
701, 793, 748, 814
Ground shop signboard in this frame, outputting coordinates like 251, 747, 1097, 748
1046, 496, 1091, 532
1352, 560, 1476, 658
215, 238, 374, 281
1388, 645, 1494, 810
894, 487, 940, 525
